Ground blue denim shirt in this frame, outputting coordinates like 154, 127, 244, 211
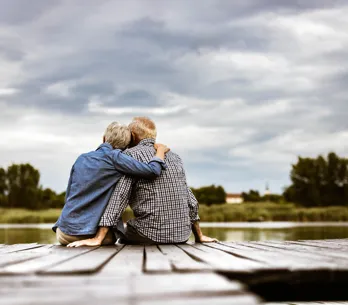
52, 143, 165, 236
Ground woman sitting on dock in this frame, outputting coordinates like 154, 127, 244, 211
52, 121, 169, 246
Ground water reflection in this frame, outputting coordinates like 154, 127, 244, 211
1, 224, 348, 244
200, 226, 348, 242
0, 228, 57, 244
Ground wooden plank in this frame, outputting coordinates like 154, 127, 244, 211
0, 276, 131, 304
0, 245, 96, 274
236, 241, 348, 261
249, 241, 348, 263
137, 294, 261, 305
225, 242, 348, 270
291, 240, 348, 250
158, 245, 211, 272
0, 273, 249, 304
133, 273, 245, 298
206, 243, 297, 270
219, 242, 348, 284
0, 243, 43, 254
0, 245, 53, 269
144, 245, 172, 273
42, 246, 122, 274
177, 244, 266, 273
266, 303, 348, 305
267, 240, 348, 251
97, 245, 143, 276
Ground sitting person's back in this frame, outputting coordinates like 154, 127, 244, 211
115, 138, 198, 243
99, 117, 216, 245
53, 121, 167, 245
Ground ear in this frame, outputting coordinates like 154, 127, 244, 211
131, 132, 138, 143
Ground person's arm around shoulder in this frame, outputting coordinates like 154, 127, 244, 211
112, 144, 169, 179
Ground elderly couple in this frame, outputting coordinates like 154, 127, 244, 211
53, 117, 217, 246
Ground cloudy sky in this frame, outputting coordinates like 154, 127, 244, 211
0, 0, 347, 194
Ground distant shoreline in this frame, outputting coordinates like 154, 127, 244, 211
1, 202, 348, 224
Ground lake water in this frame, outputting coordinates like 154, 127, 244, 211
1, 222, 348, 244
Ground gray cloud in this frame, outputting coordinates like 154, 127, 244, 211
0, 0, 347, 193
0, 0, 61, 25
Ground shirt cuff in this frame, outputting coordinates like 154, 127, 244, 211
190, 215, 200, 224
150, 156, 167, 169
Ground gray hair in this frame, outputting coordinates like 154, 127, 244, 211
104, 122, 131, 149
129, 117, 157, 140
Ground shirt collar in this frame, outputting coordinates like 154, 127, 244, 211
97, 143, 113, 151
138, 138, 156, 147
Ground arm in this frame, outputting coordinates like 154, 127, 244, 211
192, 221, 218, 243
65, 165, 74, 201
180, 160, 217, 243
99, 175, 133, 229
111, 145, 168, 179
187, 188, 216, 243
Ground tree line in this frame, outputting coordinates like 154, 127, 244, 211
193, 152, 348, 207
1, 152, 347, 210
241, 190, 284, 203
0, 164, 65, 210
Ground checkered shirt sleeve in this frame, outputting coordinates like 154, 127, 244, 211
99, 176, 133, 227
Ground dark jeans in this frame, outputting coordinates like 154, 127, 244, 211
113, 220, 189, 245
113, 221, 156, 245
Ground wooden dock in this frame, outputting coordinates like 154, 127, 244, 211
1, 239, 348, 304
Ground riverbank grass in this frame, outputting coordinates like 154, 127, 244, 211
1, 203, 348, 224
199, 202, 348, 222
0, 208, 61, 224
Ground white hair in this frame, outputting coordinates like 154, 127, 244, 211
104, 122, 131, 149
129, 117, 157, 140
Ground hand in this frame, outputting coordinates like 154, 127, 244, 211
197, 235, 218, 243
67, 238, 102, 247
154, 143, 170, 153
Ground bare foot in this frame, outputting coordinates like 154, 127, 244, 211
67, 238, 102, 247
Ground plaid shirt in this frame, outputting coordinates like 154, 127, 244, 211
99, 138, 200, 243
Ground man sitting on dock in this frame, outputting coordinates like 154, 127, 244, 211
68, 117, 217, 246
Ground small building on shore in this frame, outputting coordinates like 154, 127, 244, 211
226, 193, 244, 204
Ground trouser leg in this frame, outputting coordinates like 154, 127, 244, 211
123, 224, 157, 245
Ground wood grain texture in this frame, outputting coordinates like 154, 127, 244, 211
177, 244, 266, 273
0, 245, 95, 274
158, 244, 211, 272
97, 244, 143, 276
144, 245, 172, 273
137, 294, 261, 305
0, 245, 53, 270
2, 240, 348, 304
0, 243, 43, 254
42, 246, 122, 274
0, 273, 251, 305
216, 242, 343, 270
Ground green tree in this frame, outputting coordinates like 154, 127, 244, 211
40, 188, 65, 209
7, 163, 41, 209
263, 194, 284, 203
242, 190, 261, 202
191, 185, 226, 205
284, 152, 348, 207
0, 167, 7, 206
